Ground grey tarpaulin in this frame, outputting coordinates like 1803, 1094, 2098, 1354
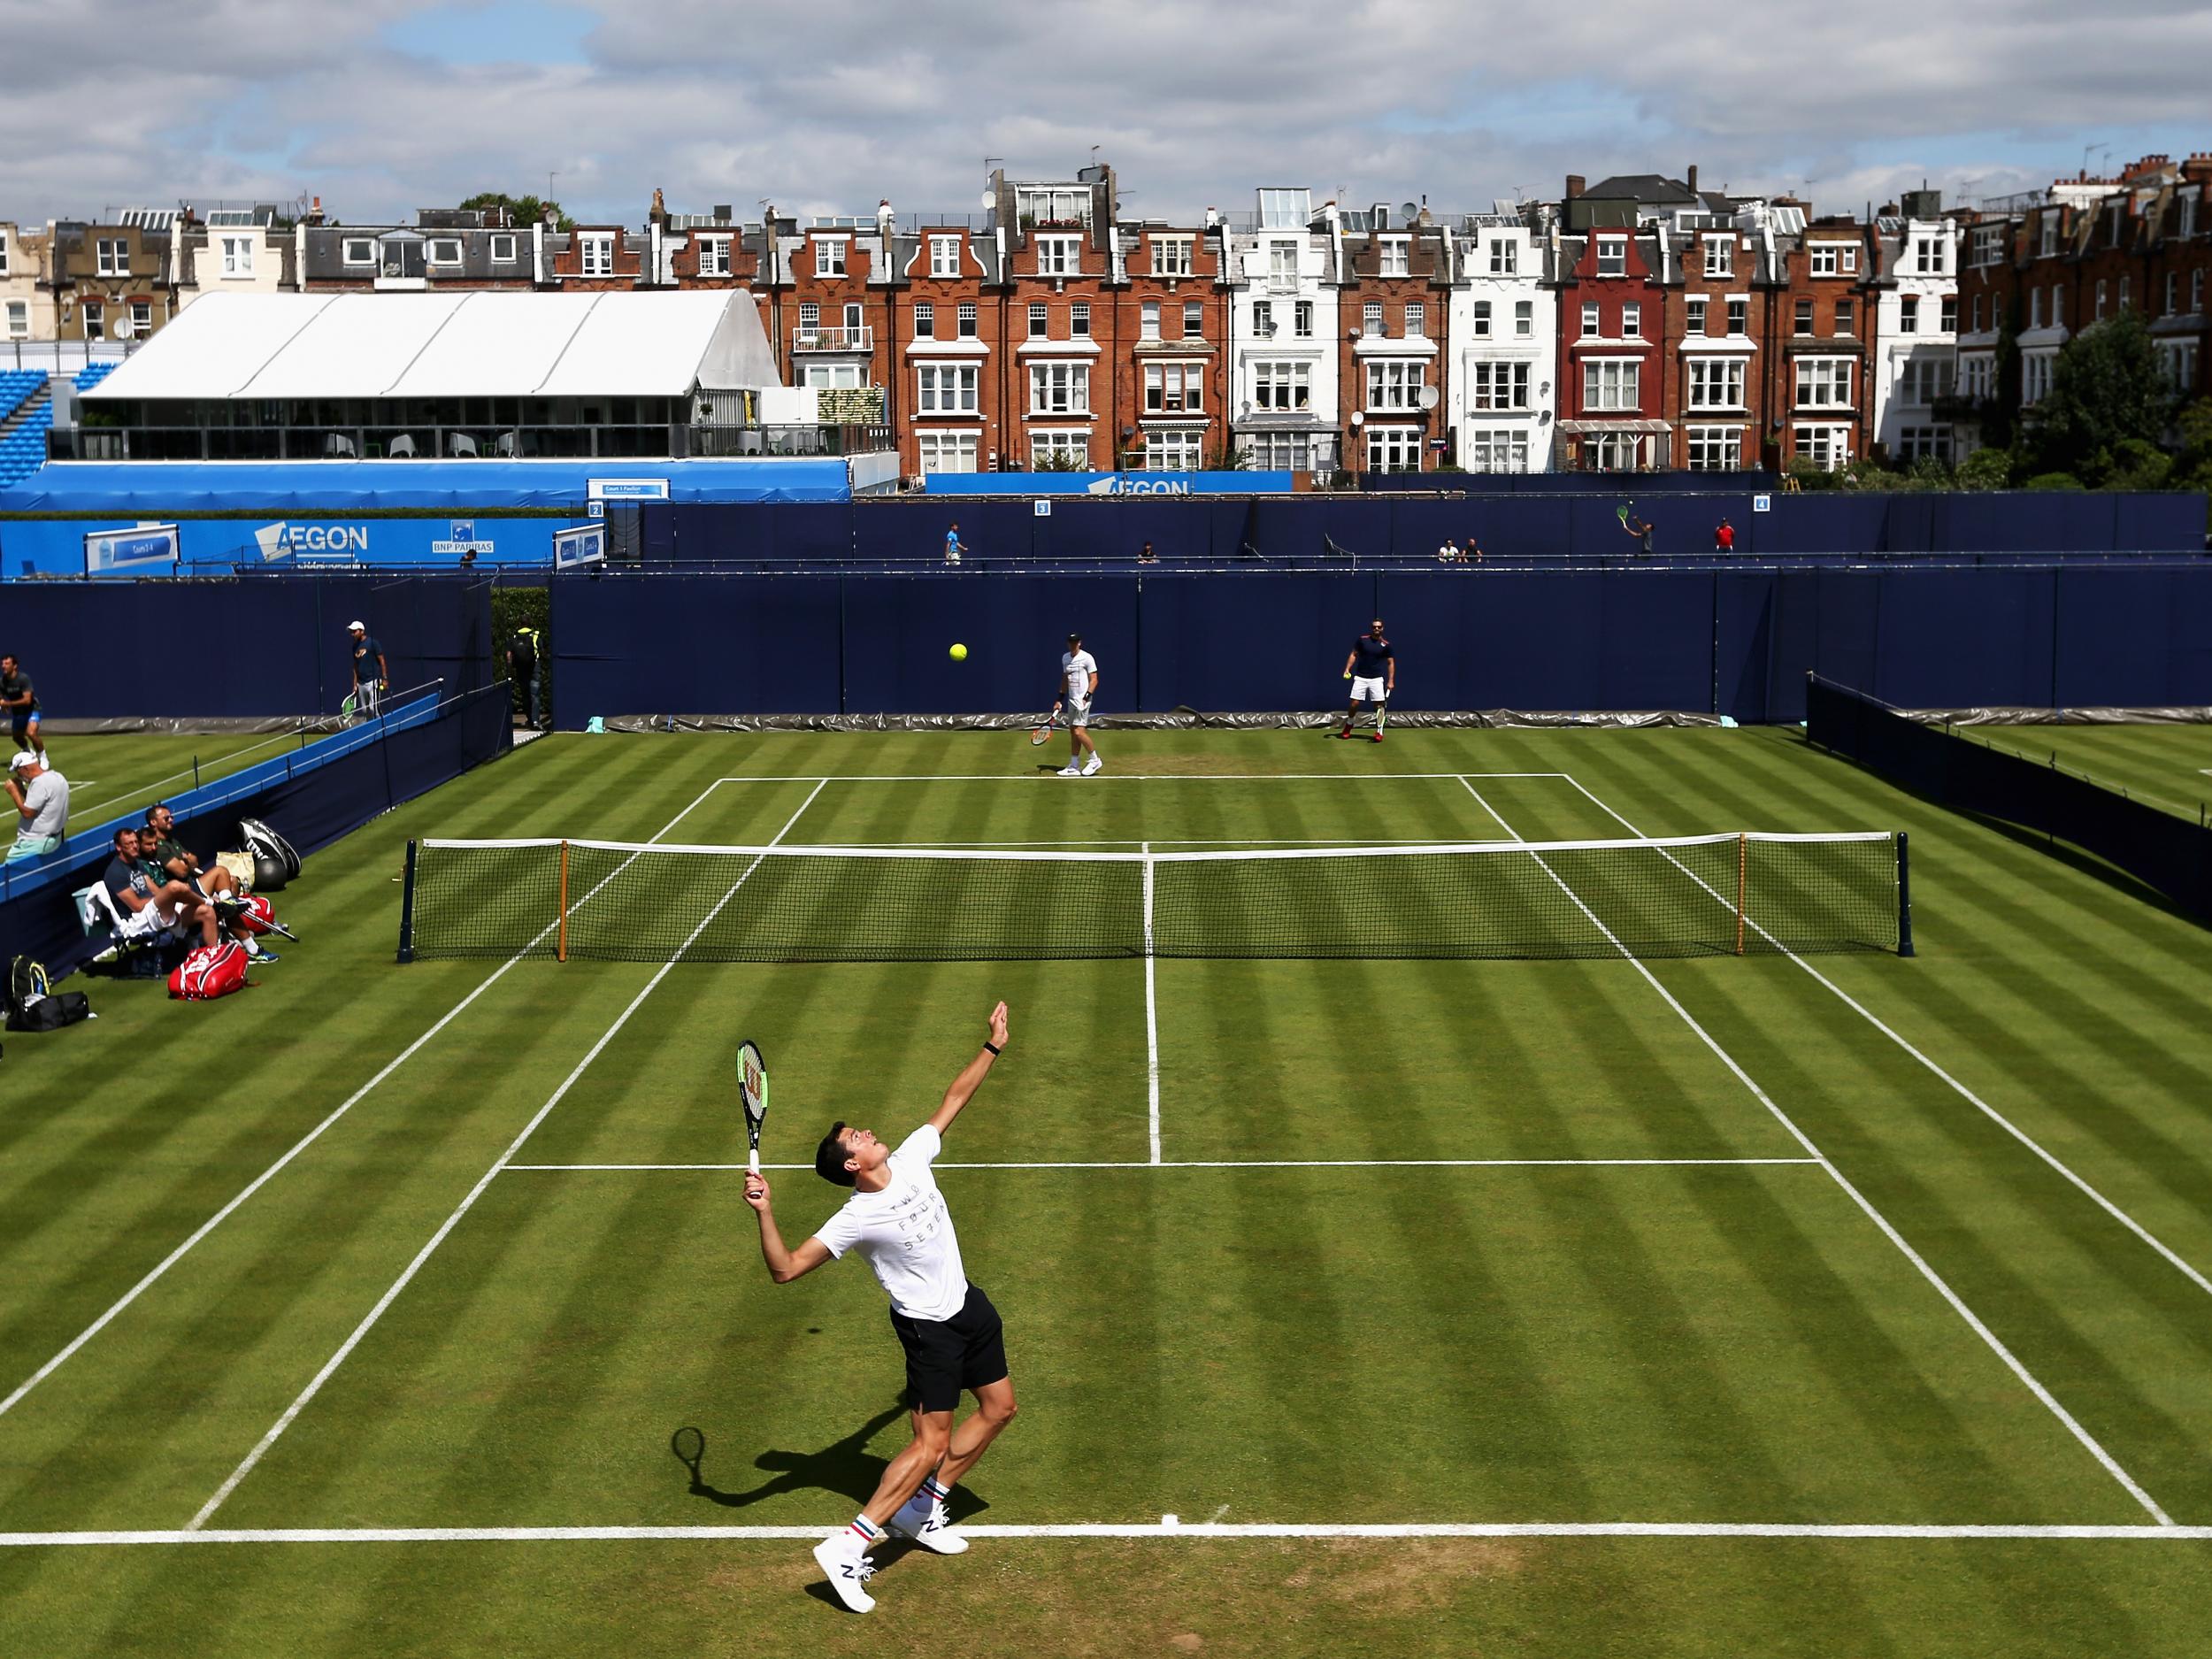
602, 708, 1725, 734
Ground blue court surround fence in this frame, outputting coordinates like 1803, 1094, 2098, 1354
547, 562, 2212, 727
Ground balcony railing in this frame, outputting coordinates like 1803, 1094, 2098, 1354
792, 325, 873, 352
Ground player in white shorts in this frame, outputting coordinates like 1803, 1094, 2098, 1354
1339, 618, 1394, 741
1056, 632, 1102, 776
745, 1002, 1018, 1614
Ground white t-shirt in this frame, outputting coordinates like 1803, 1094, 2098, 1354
811, 1123, 969, 1321
18, 769, 66, 839
1061, 649, 1097, 705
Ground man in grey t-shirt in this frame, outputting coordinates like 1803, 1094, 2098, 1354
4, 750, 66, 863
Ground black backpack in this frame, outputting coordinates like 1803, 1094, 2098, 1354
4, 956, 90, 1033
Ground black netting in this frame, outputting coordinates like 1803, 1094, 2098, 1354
403, 834, 1901, 964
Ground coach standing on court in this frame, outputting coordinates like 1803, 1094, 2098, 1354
1339, 618, 1394, 741
347, 621, 388, 718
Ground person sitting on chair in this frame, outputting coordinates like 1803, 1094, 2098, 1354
104, 826, 220, 949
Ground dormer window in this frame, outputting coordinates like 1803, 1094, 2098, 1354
1702, 234, 1733, 276
1379, 237, 1409, 277
1596, 236, 1626, 277
1036, 235, 1080, 276
815, 238, 846, 276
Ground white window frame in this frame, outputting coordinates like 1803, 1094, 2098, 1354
1686, 296, 1709, 335
1581, 301, 1600, 336
492, 233, 519, 265
1895, 425, 1947, 462
1467, 426, 1529, 472
1268, 242, 1299, 289
1621, 302, 1641, 339
1489, 239, 1517, 275
814, 237, 847, 276
1379, 237, 1409, 277
1028, 301, 1049, 340
1514, 300, 1532, 339
930, 236, 961, 278
1404, 301, 1426, 338
1726, 298, 1747, 336
342, 236, 374, 266
1252, 360, 1310, 411
913, 301, 935, 339
580, 234, 615, 277
1793, 423, 1852, 470
1073, 300, 1092, 338
1913, 236, 1944, 274
1141, 301, 1162, 341
96, 238, 127, 277
957, 300, 978, 339
1035, 234, 1081, 276
2039, 217, 2060, 258
917, 430, 979, 474
1793, 357, 1855, 410
1585, 431, 1640, 472
1469, 360, 1529, 411
1793, 298, 1815, 337
1145, 361, 1204, 413
1294, 299, 1315, 338
1581, 358, 1640, 411
1249, 301, 1271, 338
5, 300, 29, 338
0, 237, 8, 278
1028, 428, 1090, 468
1152, 234, 1194, 276
130, 298, 153, 332
1596, 235, 1626, 277
1027, 361, 1090, 415
1686, 425, 1743, 470
1899, 295, 1918, 334
81, 301, 104, 340
694, 235, 729, 276
1145, 429, 1204, 470
1364, 358, 1426, 411
1471, 300, 1492, 339
1365, 425, 1423, 472
1363, 299, 1385, 337
1702, 235, 1734, 277
221, 234, 257, 276
1687, 357, 1745, 411
917, 363, 979, 414
426, 237, 460, 267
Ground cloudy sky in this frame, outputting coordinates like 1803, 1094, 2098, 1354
4, 0, 2208, 229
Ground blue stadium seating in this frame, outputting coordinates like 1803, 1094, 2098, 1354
0, 361, 117, 488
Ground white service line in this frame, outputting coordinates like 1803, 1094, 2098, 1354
183, 780, 826, 1532
1560, 774, 2212, 1303
0, 773, 740, 1424
503, 1158, 1824, 1171
1142, 841, 1162, 1164
1458, 778, 2175, 1528
4, 1521, 2208, 1548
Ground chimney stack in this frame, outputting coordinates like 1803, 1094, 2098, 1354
1686, 164, 1699, 195
1565, 174, 1586, 200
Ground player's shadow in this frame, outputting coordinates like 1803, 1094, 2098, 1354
672, 1402, 918, 1510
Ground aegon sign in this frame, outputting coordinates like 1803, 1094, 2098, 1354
256, 522, 371, 559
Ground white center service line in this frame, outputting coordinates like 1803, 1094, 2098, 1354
184, 780, 826, 1532
3, 1521, 2208, 1548
1561, 773, 2212, 1303
1457, 777, 2176, 1529
1142, 841, 1162, 1164
0, 773, 737, 1425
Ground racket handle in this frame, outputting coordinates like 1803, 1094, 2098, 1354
748, 1149, 760, 1175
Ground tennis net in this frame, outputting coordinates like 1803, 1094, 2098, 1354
398, 831, 1909, 964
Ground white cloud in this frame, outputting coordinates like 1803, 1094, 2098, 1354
1, 0, 2207, 227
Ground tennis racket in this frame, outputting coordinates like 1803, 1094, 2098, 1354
737, 1039, 769, 1174
1029, 702, 1064, 746
340, 691, 357, 718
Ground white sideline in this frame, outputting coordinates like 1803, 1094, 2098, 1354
502, 1158, 1825, 1171
3, 1521, 2208, 1548
0, 774, 741, 1424
1458, 779, 2175, 1528
1561, 775, 2212, 1302
184, 782, 826, 1532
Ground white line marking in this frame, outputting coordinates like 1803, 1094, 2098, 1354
0, 775, 740, 1424
502, 1158, 1826, 1171
1142, 841, 1162, 1164
1461, 778, 2175, 1528
706, 773, 1569, 783
184, 782, 826, 1531
65, 731, 303, 826
1560, 774, 2212, 1303
4, 1522, 2209, 1548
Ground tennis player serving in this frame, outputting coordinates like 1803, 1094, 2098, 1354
744, 1001, 1018, 1614
1339, 617, 1394, 741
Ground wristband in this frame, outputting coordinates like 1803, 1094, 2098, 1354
984, 1041, 1002, 1056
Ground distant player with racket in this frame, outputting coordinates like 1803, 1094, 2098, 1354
943, 521, 968, 565
743, 1001, 1018, 1615
1054, 631, 1102, 777
346, 620, 388, 718
1338, 617, 1394, 741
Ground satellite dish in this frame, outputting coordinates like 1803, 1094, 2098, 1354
980, 191, 995, 209
113, 315, 135, 340
1401, 203, 1419, 225
1417, 385, 1440, 411
1349, 411, 1365, 427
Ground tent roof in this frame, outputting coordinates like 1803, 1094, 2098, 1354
88, 289, 776, 402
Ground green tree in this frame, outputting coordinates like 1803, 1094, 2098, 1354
1954, 446, 2016, 491
459, 192, 573, 231
2029, 310, 2171, 480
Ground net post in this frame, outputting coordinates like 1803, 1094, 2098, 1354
557, 840, 570, 964
1895, 832, 1916, 957
396, 840, 419, 964
1735, 832, 1747, 957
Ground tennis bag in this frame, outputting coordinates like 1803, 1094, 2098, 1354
240, 818, 301, 892
4, 956, 91, 1031
168, 941, 250, 1002
224, 894, 296, 941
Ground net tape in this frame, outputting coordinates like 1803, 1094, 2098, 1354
405, 833, 1901, 964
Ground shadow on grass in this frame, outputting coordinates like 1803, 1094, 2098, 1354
670, 1401, 911, 1510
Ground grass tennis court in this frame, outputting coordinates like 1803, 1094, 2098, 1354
4, 726, 2211, 1656
1947, 721, 2212, 825
36, 729, 327, 835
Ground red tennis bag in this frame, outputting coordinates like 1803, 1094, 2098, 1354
169, 941, 250, 1001
230, 894, 296, 940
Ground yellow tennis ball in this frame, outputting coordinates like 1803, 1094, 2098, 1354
950, 643, 969, 662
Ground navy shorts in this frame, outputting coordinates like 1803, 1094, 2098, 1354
889, 1283, 1008, 1414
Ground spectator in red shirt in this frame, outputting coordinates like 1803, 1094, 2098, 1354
1714, 518, 1736, 553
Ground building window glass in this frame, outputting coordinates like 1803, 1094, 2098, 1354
1145, 430, 1205, 469
1294, 300, 1315, 338
426, 238, 459, 267
1581, 359, 1640, 411
1472, 300, 1492, 339
1404, 301, 1426, 337
1467, 427, 1529, 472
1145, 362, 1203, 412
82, 302, 104, 340
1686, 426, 1743, 470
1470, 361, 1529, 411
1142, 301, 1162, 341
917, 364, 979, 412
1584, 431, 1640, 471
1365, 425, 1422, 472
1240, 433, 1334, 472
4, 301, 27, 338
1793, 357, 1854, 409
96, 238, 128, 277
1363, 300, 1384, 336
1621, 302, 1640, 339
1071, 301, 1091, 338
1726, 298, 1747, 335
1834, 300, 1853, 334
917, 430, 979, 473
1153, 235, 1194, 276
1687, 358, 1745, 409
1028, 362, 1090, 414
1036, 235, 1080, 276
1029, 428, 1089, 467
931, 236, 961, 278
130, 299, 153, 332
914, 301, 935, 339
1379, 239, 1409, 277
1364, 359, 1426, 410
1490, 239, 1517, 275
1939, 295, 1957, 332
1581, 301, 1600, 335
1793, 423, 1852, 469
957, 301, 978, 338
1596, 236, 1626, 277
1794, 299, 1814, 335
815, 238, 846, 276
1703, 235, 1733, 276
695, 235, 726, 275
1253, 360, 1310, 410
1029, 302, 1049, 339
1250, 301, 1271, 337
1184, 300, 1203, 337
1686, 296, 1708, 335
1514, 300, 1532, 337
581, 234, 614, 277
1900, 296, 1918, 334
343, 237, 374, 265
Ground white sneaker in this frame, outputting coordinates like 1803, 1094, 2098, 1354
887, 1500, 969, 1555
812, 1536, 877, 1613
1056, 764, 1081, 776
1080, 755, 1102, 775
